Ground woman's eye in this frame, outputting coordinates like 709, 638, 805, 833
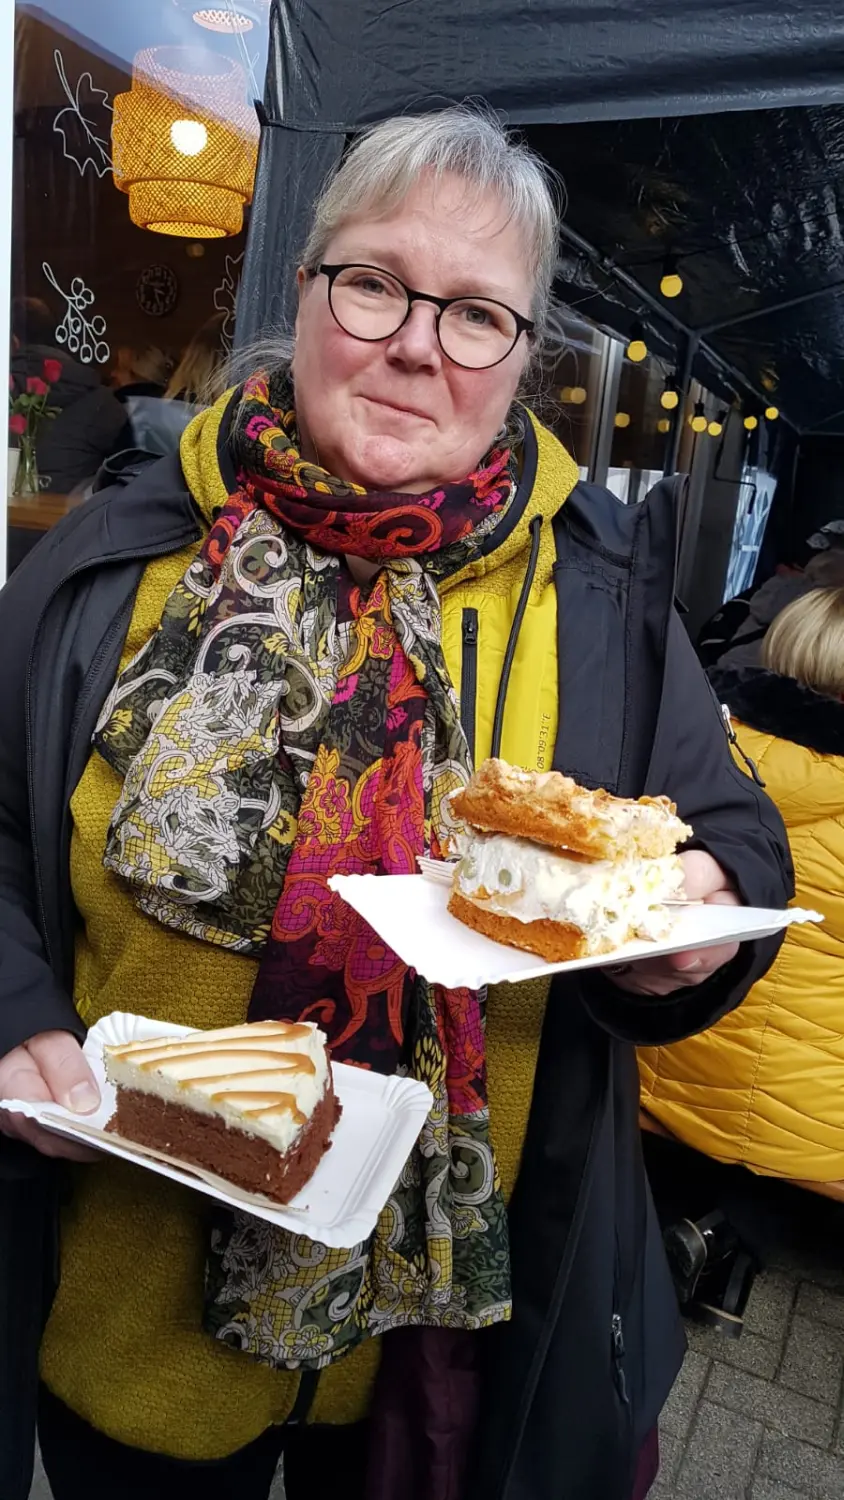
461, 304, 493, 327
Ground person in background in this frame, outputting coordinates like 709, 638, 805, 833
0, 107, 790, 1500
165, 311, 227, 404
110, 344, 172, 399
642, 587, 844, 1333
697, 530, 844, 669
10, 297, 128, 493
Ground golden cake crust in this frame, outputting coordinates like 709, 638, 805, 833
450, 759, 691, 861
447, 889, 622, 963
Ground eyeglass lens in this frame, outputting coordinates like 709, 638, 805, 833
328, 265, 520, 369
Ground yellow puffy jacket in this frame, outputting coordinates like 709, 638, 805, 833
639, 662, 844, 1182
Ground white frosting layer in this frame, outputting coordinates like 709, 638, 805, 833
454, 831, 684, 947
104, 1020, 330, 1153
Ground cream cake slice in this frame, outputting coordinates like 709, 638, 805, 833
448, 758, 692, 963
103, 1020, 340, 1203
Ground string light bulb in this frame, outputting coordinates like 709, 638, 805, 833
569, 386, 588, 405
660, 256, 684, 299
690, 402, 708, 434
626, 323, 648, 363
660, 376, 680, 411
765, 405, 780, 421
657, 418, 671, 434
708, 409, 728, 438
744, 414, 758, 431
614, 411, 631, 429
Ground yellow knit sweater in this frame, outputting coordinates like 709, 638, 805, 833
39, 399, 577, 1458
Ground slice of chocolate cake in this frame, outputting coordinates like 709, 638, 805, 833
103, 1020, 340, 1204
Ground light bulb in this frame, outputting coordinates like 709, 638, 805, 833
765, 406, 780, 421
690, 402, 707, 433
708, 420, 723, 438
568, 386, 587, 405
657, 418, 671, 434
744, 415, 758, 431
627, 337, 648, 363
614, 411, 631, 429
559, 387, 572, 403
170, 119, 208, 157
660, 258, 683, 299
660, 388, 679, 411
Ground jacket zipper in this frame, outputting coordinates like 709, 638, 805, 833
24, 531, 200, 969
461, 607, 479, 764
611, 1312, 630, 1406
719, 701, 765, 787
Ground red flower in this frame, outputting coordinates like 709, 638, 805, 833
42, 358, 62, 384
26, 376, 48, 397
9, 413, 26, 436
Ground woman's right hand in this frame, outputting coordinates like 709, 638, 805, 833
0, 1030, 102, 1162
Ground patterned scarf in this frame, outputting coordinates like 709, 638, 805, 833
94, 371, 513, 1368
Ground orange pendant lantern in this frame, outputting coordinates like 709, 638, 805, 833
112, 49, 259, 238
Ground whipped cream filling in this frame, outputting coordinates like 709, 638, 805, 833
105, 1020, 330, 1154
453, 831, 685, 947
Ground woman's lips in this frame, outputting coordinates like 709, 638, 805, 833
361, 395, 433, 422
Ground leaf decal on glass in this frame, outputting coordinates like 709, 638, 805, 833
52, 48, 113, 179
214, 252, 244, 351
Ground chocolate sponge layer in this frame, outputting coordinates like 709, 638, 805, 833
107, 1079, 341, 1204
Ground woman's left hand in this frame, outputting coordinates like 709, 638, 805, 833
604, 850, 740, 997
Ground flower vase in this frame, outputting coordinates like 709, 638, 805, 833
13, 437, 40, 497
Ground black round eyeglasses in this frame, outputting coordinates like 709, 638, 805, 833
309, 263, 535, 371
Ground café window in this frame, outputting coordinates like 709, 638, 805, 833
8, 0, 268, 571
542, 308, 609, 479
606, 349, 673, 505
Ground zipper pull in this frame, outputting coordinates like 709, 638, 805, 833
611, 1313, 630, 1404
720, 702, 765, 787
462, 613, 478, 645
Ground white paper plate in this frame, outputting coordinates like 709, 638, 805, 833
328, 873, 822, 989
0, 1012, 432, 1249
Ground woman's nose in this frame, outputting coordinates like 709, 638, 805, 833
385, 301, 442, 371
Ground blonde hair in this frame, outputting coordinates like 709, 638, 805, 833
762, 587, 844, 698
165, 312, 227, 404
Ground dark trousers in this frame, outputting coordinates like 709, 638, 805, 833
37, 1384, 368, 1500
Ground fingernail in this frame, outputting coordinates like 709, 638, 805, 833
68, 1082, 100, 1114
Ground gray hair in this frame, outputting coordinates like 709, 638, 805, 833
226, 106, 561, 389
302, 106, 561, 336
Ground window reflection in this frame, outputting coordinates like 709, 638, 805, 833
607, 350, 671, 504
8, 0, 268, 571
542, 308, 608, 479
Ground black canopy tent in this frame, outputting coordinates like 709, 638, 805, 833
236, 0, 844, 479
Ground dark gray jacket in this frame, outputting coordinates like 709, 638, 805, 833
0, 414, 792, 1500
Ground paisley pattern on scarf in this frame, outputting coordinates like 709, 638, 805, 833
94, 370, 514, 1367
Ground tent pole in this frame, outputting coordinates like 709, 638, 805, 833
701, 279, 844, 336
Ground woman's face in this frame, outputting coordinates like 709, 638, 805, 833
292, 172, 534, 493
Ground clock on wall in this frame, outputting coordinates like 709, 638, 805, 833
136, 264, 179, 318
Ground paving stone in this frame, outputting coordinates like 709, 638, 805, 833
650, 1428, 685, 1496
779, 1315, 844, 1403
759, 1432, 844, 1497
661, 1351, 711, 1438
685, 1319, 780, 1380
705, 1361, 835, 1447
749, 1481, 809, 1500
675, 1401, 763, 1499
795, 1282, 844, 1333
744, 1271, 797, 1344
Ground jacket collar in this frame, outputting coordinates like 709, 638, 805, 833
709, 663, 844, 757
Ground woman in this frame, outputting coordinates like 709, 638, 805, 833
165, 312, 227, 404
0, 107, 791, 1500
642, 587, 844, 1186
